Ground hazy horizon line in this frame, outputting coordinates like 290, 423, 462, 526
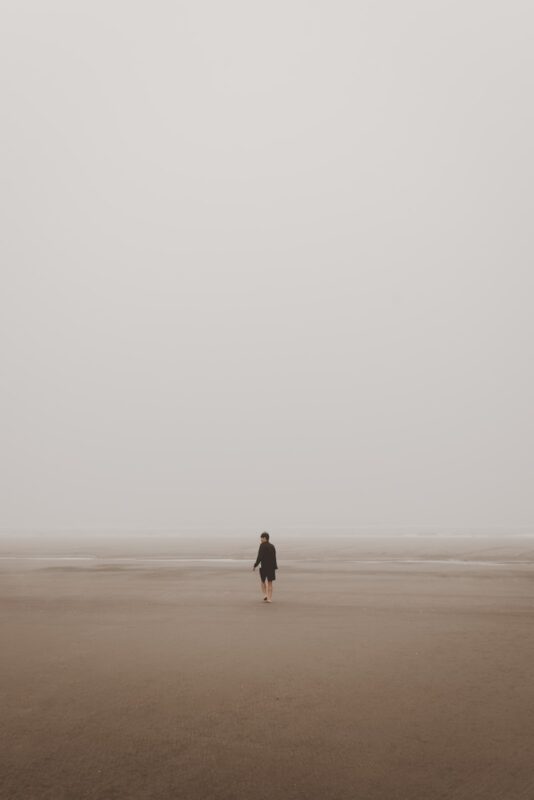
2, 524, 533, 535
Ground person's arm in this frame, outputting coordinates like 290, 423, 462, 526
253, 544, 263, 570
273, 546, 278, 570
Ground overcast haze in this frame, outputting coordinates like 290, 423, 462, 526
1, 1, 533, 532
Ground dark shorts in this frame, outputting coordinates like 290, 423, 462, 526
260, 568, 276, 582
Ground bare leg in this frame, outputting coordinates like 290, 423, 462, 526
266, 581, 273, 602
260, 580, 267, 600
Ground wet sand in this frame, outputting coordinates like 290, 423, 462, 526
1, 533, 533, 799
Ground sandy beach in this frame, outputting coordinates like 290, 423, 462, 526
1, 532, 533, 800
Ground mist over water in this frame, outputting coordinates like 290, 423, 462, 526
2, 526, 534, 568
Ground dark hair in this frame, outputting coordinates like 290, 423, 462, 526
261, 532, 270, 541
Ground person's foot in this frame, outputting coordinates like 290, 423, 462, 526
266, 598, 272, 603
263, 596, 268, 602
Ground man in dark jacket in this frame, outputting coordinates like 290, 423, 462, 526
253, 532, 278, 603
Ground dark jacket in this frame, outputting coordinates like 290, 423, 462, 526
254, 542, 278, 571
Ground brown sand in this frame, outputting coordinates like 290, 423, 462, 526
1, 533, 533, 800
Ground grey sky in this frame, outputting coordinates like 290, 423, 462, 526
1, 1, 533, 531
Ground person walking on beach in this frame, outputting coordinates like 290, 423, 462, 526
253, 532, 278, 603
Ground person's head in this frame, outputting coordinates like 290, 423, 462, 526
260, 532, 269, 542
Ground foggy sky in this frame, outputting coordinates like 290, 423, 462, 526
1, 1, 533, 531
